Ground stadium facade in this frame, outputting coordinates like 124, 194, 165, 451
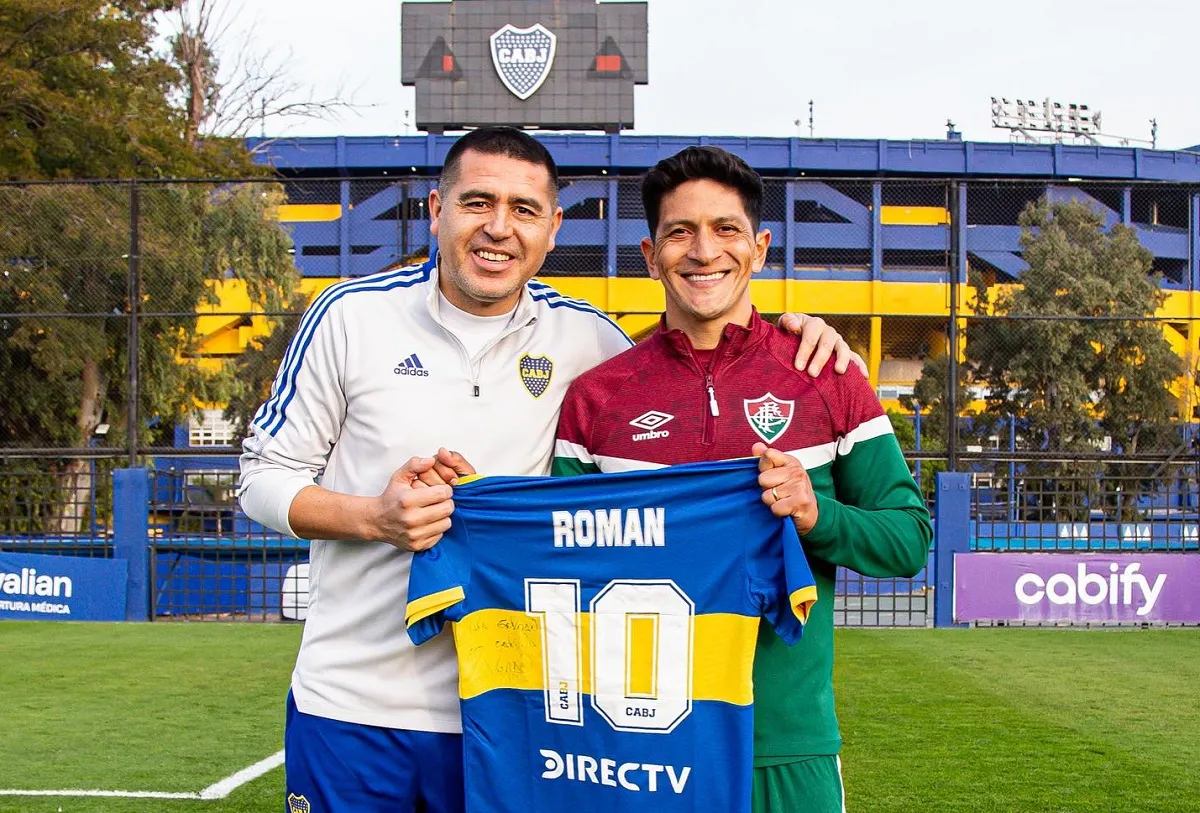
182, 134, 1200, 429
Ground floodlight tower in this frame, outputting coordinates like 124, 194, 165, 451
991, 97, 1159, 149
990, 97, 1101, 145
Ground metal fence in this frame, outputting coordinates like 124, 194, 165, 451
0, 458, 113, 555
835, 569, 929, 628
147, 463, 307, 621
2, 175, 1199, 625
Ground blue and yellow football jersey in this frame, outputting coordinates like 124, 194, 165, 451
406, 458, 817, 812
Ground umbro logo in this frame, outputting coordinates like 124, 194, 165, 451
394, 353, 429, 377
630, 410, 674, 442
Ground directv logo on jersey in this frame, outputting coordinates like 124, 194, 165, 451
539, 749, 692, 794
394, 354, 429, 377
551, 508, 665, 548
629, 410, 674, 441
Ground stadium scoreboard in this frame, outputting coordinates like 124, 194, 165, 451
400, 0, 648, 133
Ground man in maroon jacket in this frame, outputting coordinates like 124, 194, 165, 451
552, 146, 933, 812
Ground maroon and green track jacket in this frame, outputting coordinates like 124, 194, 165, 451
552, 309, 932, 762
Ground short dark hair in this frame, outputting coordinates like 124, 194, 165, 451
439, 126, 559, 200
641, 146, 763, 236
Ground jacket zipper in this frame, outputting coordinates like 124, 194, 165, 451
440, 330, 479, 396
444, 316, 537, 398
703, 370, 718, 444
694, 327, 757, 446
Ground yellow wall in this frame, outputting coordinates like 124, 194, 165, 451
210, 201, 1200, 417
546, 278, 955, 317
277, 203, 951, 226
277, 204, 342, 222
191, 276, 1200, 417
880, 206, 950, 226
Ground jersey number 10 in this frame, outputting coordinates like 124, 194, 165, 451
524, 578, 695, 734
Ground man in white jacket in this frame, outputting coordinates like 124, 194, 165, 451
239, 126, 860, 813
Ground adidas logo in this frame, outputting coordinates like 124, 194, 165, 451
394, 353, 430, 377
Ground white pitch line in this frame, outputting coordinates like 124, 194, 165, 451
0, 789, 198, 799
200, 749, 286, 799
0, 748, 286, 801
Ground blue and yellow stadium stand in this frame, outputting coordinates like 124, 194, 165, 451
193, 135, 1200, 414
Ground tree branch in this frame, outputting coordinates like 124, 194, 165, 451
162, 0, 360, 141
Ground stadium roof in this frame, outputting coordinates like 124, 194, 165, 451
251, 135, 1200, 182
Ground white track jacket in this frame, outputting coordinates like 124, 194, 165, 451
239, 256, 632, 732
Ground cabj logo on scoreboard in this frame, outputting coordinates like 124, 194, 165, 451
490, 23, 557, 100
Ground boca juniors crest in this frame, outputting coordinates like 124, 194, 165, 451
744, 393, 794, 444
519, 354, 554, 398
490, 23, 557, 100
286, 794, 311, 813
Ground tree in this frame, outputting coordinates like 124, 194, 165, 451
904, 351, 972, 452
165, 0, 354, 142
965, 198, 1182, 520
899, 354, 970, 499
221, 289, 307, 438
0, 181, 297, 531
163, 0, 313, 438
0, 1, 299, 532
0, 0, 230, 180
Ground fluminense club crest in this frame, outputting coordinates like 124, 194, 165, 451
744, 393, 794, 444
490, 23, 557, 100
519, 353, 554, 398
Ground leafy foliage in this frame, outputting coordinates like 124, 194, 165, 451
969, 198, 1181, 457
0, 183, 295, 447
0, 0, 250, 179
0, 1, 300, 530
911, 197, 1184, 520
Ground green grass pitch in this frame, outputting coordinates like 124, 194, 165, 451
0, 623, 1196, 812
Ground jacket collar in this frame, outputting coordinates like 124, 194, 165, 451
655, 307, 772, 364
423, 250, 538, 328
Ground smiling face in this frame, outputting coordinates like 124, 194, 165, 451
429, 149, 563, 316
640, 178, 770, 348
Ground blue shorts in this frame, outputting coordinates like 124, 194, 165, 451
284, 692, 465, 813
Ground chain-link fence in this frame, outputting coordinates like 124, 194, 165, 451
3, 176, 1196, 449
2, 175, 1198, 623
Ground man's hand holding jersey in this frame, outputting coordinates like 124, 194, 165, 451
361, 449, 476, 552
286, 455, 457, 552
368, 457, 457, 552
414, 447, 476, 488
754, 442, 819, 536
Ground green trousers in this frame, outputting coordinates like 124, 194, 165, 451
752, 756, 845, 813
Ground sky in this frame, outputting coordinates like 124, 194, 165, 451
205, 0, 1200, 150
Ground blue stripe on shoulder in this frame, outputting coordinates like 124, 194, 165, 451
528, 285, 632, 347
256, 262, 431, 436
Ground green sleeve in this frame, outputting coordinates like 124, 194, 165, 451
551, 456, 600, 477
802, 433, 932, 578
